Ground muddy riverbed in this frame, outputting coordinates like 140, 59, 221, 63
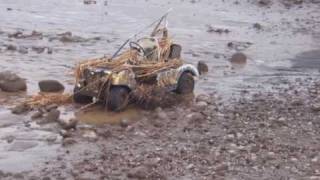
0, 0, 320, 179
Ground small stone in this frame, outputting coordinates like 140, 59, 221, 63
45, 104, 58, 111
127, 166, 149, 179
230, 52, 247, 64
120, 118, 130, 128
195, 94, 210, 103
5, 135, 15, 143
47, 48, 53, 54
59, 130, 73, 138
187, 112, 205, 122
31, 46, 45, 53
82, 130, 98, 141
197, 61, 209, 75
195, 101, 208, 110
311, 103, 320, 111
18, 46, 28, 54
58, 118, 78, 130
31, 111, 43, 120
258, 0, 272, 6
62, 138, 76, 146
6, 44, 17, 51
0, 71, 27, 92
253, 23, 262, 30
44, 109, 60, 122
186, 164, 194, 169
11, 103, 30, 114
46, 135, 57, 143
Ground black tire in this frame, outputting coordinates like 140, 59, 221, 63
176, 72, 195, 94
73, 86, 93, 104
107, 86, 130, 111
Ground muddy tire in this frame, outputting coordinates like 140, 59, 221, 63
73, 86, 93, 104
107, 86, 129, 112
176, 72, 195, 94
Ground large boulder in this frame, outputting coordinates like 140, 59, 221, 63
0, 71, 27, 92
38, 80, 65, 92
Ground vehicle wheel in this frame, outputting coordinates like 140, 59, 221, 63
73, 86, 93, 104
107, 86, 130, 111
176, 72, 195, 94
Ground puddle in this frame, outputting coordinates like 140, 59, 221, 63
75, 105, 141, 125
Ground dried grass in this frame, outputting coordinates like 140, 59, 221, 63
74, 37, 181, 81
26, 93, 72, 107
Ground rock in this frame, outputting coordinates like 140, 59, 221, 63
62, 138, 76, 146
59, 130, 73, 138
47, 48, 53, 54
97, 129, 112, 139
11, 103, 30, 114
82, 130, 98, 141
195, 101, 208, 110
44, 109, 60, 122
230, 52, 247, 64
83, 0, 97, 4
215, 164, 228, 176
206, 25, 230, 34
31, 46, 45, 53
311, 103, 320, 111
253, 23, 262, 30
197, 61, 209, 75
187, 112, 205, 123
58, 31, 72, 37
196, 94, 211, 104
8, 31, 23, 38
258, 0, 272, 6
4, 135, 15, 143
31, 111, 43, 120
58, 118, 78, 130
46, 135, 57, 143
45, 104, 58, 111
157, 110, 168, 120
6, 44, 17, 51
18, 46, 28, 54
0, 71, 27, 92
127, 166, 149, 179
120, 118, 130, 128
38, 80, 65, 92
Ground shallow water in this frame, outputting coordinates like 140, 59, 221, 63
0, 0, 319, 95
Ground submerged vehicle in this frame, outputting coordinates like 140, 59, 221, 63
73, 14, 199, 111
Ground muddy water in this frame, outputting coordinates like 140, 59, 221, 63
75, 105, 140, 125
0, 0, 320, 173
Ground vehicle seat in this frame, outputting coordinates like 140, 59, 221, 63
136, 37, 159, 62
168, 44, 181, 59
